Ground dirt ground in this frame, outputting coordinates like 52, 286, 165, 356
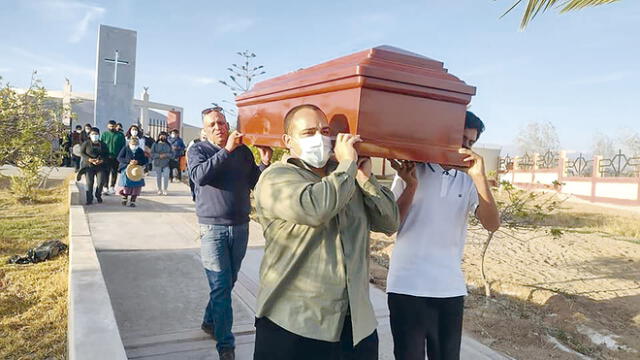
369, 198, 640, 360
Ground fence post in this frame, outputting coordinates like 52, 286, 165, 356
591, 155, 602, 202
512, 156, 520, 183
532, 153, 539, 185
559, 150, 567, 180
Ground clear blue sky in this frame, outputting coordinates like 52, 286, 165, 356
1, 0, 638, 153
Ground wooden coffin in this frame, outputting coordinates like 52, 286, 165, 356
236, 45, 476, 166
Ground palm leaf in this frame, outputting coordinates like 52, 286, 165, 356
501, 0, 621, 28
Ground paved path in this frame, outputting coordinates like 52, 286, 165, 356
85, 173, 508, 359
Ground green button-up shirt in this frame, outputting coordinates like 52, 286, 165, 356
254, 157, 400, 345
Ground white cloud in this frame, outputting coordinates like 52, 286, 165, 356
10, 47, 95, 79
192, 76, 218, 85
40, 1, 105, 43
214, 18, 255, 34
567, 71, 629, 86
0, 67, 12, 74
175, 75, 218, 86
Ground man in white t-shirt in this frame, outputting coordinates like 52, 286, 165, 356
387, 111, 500, 360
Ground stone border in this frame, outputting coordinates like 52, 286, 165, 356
67, 181, 127, 360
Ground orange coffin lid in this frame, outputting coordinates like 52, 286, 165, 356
236, 45, 476, 166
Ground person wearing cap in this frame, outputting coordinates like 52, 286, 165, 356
151, 131, 173, 195
116, 136, 148, 207
187, 106, 272, 360
386, 111, 500, 360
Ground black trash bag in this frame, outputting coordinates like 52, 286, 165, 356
7, 240, 68, 264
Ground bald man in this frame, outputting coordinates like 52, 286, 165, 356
252, 104, 400, 360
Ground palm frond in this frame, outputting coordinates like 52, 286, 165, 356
501, 0, 621, 29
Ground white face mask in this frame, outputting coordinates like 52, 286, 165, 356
131, 130, 139, 136
129, 145, 138, 151
293, 133, 332, 168
90, 134, 100, 142
170, 133, 177, 138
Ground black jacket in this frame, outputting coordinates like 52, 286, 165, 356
117, 146, 148, 172
80, 140, 109, 169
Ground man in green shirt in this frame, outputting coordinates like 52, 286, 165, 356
100, 120, 126, 195
253, 104, 400, 360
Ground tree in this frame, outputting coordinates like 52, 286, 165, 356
471, 181, 565, 298
500, 0, 622, 29
218, 50, 266, 97
216, 50, 267, 123
516, 120, 560, 155
618, 129, 640, 156
0, 72, 65, 202
591, 132, 616, 158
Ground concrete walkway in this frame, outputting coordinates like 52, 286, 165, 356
85, 173, 508, 359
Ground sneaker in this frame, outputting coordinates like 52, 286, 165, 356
121, 199, 127, 206
129, 202, 136, 208
201, 322, 216, 340
218, 348, 235, 360
109, 187, 116, 195
157, 191, 163, 195
162, 190, 168, 196
102, 190, 110, 196
85, 200, 93, 205
96, 197, 103, 204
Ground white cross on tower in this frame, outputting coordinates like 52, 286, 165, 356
104, 50, 129, 86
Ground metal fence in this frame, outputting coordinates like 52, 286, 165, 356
147, 118, 168, 140
599, 150, 640, 177
499, 150, 640, 178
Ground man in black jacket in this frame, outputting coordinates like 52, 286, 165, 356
79, 127, 109, 205
187, 107, 272, 360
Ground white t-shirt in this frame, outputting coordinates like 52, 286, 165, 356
387, 163, 479, 298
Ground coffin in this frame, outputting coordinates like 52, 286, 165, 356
236, 45, 476, 166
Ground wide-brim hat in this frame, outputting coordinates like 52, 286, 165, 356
126, 164, 144, 182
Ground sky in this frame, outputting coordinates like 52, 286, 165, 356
1, 0, 639, 154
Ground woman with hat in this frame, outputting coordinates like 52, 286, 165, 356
151, 131, 173, 195
116, 136, 148, 207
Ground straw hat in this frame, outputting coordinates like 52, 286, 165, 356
126, 164, 144, 182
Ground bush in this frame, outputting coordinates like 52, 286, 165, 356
0, 72, 64, 201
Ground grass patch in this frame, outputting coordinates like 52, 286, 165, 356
0, 177, 70, 360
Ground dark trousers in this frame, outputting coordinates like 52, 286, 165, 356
388, 293, 464, 360
72, 155, 81, 170
169, 158, 181, 181
189, 177, 196, 201
104, 157, 119, 189
85, 167, 105, 203
253, 316, 378, 360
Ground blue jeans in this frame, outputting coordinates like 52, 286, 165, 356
200, 223, 249, 352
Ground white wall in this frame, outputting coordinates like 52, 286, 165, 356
562, 181, 592, 196
595, 182, 638, 200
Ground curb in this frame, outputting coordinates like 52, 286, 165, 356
67, 181, 127, 360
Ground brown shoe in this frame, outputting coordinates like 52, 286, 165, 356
218, 347, 235, 360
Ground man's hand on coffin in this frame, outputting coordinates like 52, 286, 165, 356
256, 146, 273, 166
356, 157, 372, 182
224, 131, 244, 153
389, 159, 417, 187
334, 133, 361, 163
458, 148, 485, 180
130, 160, 138, 165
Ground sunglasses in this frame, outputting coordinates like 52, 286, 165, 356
201, 106, 224, 116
